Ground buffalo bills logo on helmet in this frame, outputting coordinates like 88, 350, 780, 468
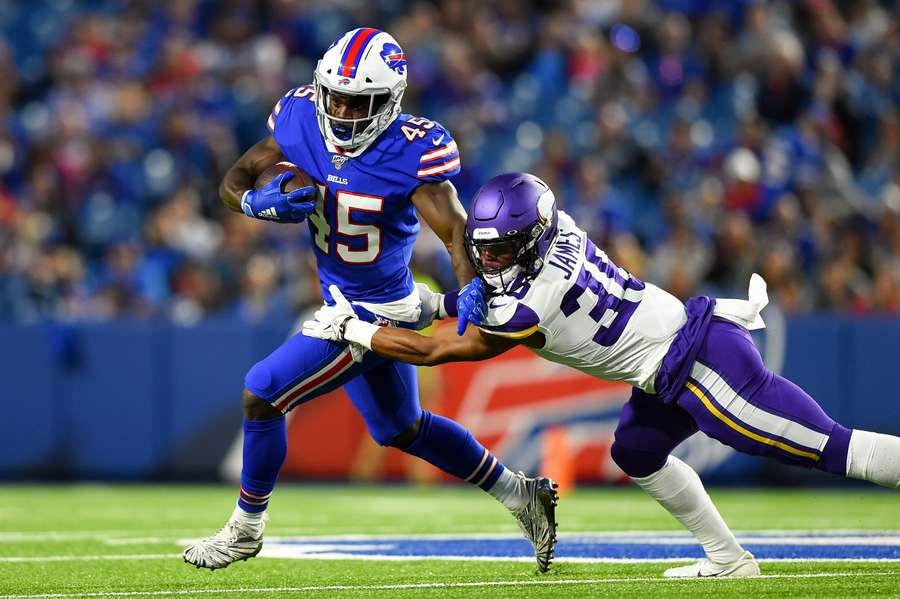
380, 42, 406, 75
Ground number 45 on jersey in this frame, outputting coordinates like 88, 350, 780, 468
308, 187, 382, 265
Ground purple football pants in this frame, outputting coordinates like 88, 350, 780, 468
611, 318, 852, 478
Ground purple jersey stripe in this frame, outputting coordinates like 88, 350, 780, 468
480, 302, 540, 334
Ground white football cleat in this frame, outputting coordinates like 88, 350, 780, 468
183, 508, 267, 570
664, 550, 760, 578
511, 472, 559, 573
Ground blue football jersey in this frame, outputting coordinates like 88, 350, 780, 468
267, 85, 461, 304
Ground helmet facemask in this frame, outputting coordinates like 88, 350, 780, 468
313, 71, 405, 150
466, 222, 548, 294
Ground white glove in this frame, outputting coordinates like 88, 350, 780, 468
413, 282, 444, 330
301, 285, 376, 363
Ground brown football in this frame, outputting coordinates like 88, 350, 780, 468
255, 162, 315, 193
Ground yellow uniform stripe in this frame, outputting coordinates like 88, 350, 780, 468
685, 380, 820, 461
478, 325, 539, 339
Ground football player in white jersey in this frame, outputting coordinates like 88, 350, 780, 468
304, 172, 900, 577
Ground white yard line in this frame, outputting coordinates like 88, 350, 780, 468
0, 554, 181, 563
0, 571, 896, 599
1, 552, 899, 565
0, 532, 204, 542
3, 529, 900, 544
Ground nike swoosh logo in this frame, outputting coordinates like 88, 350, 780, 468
488, 300, 507, 309
432, 134, 445, 146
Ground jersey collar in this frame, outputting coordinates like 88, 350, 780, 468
325, 139, 369, 158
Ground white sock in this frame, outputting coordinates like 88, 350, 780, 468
847, 430, 900, 488
233, 505, 265, 526
488, 468, 527, 512
631, 456, 745, 564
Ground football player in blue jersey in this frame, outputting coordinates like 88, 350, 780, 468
183, 29, 558, 572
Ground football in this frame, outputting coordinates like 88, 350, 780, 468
255, 161, 315, 192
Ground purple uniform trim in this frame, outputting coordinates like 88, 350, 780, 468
442, 290, 459, 318
654, 296, 715, 403
687, 376, 825, 457
613, 316, 852, 478
479, 302, 540, 334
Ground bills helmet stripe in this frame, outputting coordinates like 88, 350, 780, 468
339, 27, 380, 78
420, 141, 459, 163
417, 156, 461, 177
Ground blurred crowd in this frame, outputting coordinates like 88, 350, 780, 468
0, 0, 898, 323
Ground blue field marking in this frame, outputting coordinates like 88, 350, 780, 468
261, 531, 900, 561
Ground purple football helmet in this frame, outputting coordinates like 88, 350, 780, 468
465, 173, 559, 293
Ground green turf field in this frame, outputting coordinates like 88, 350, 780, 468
0, 484, 897, 598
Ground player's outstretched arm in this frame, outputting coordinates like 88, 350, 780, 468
219, 136, 286, 213
411, 181, 476, 286
371, 323, 519, 366
302, 285, 520, 366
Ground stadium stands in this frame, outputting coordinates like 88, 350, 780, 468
0, 0, 897, 322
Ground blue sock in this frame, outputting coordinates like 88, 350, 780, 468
403, 411, 505, 491
238, 416, 287, 513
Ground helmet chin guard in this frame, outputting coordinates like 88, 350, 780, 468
313, 28, 407, 151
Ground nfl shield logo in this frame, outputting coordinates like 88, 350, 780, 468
332, 154, 350, 170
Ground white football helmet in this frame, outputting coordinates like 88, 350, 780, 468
313, 28, 408, 150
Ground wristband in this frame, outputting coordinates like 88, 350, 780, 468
441, 290, 459, 319
343, 319, 380, 350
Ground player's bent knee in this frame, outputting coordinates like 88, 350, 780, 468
384, 417, 422, 449
242, 388, 282, 420
611, 441, 668, 478
245, 360, 275, 397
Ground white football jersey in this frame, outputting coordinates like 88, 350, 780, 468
478, 211, 687, 393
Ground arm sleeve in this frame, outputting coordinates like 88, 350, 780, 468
440, 290, 459, 318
